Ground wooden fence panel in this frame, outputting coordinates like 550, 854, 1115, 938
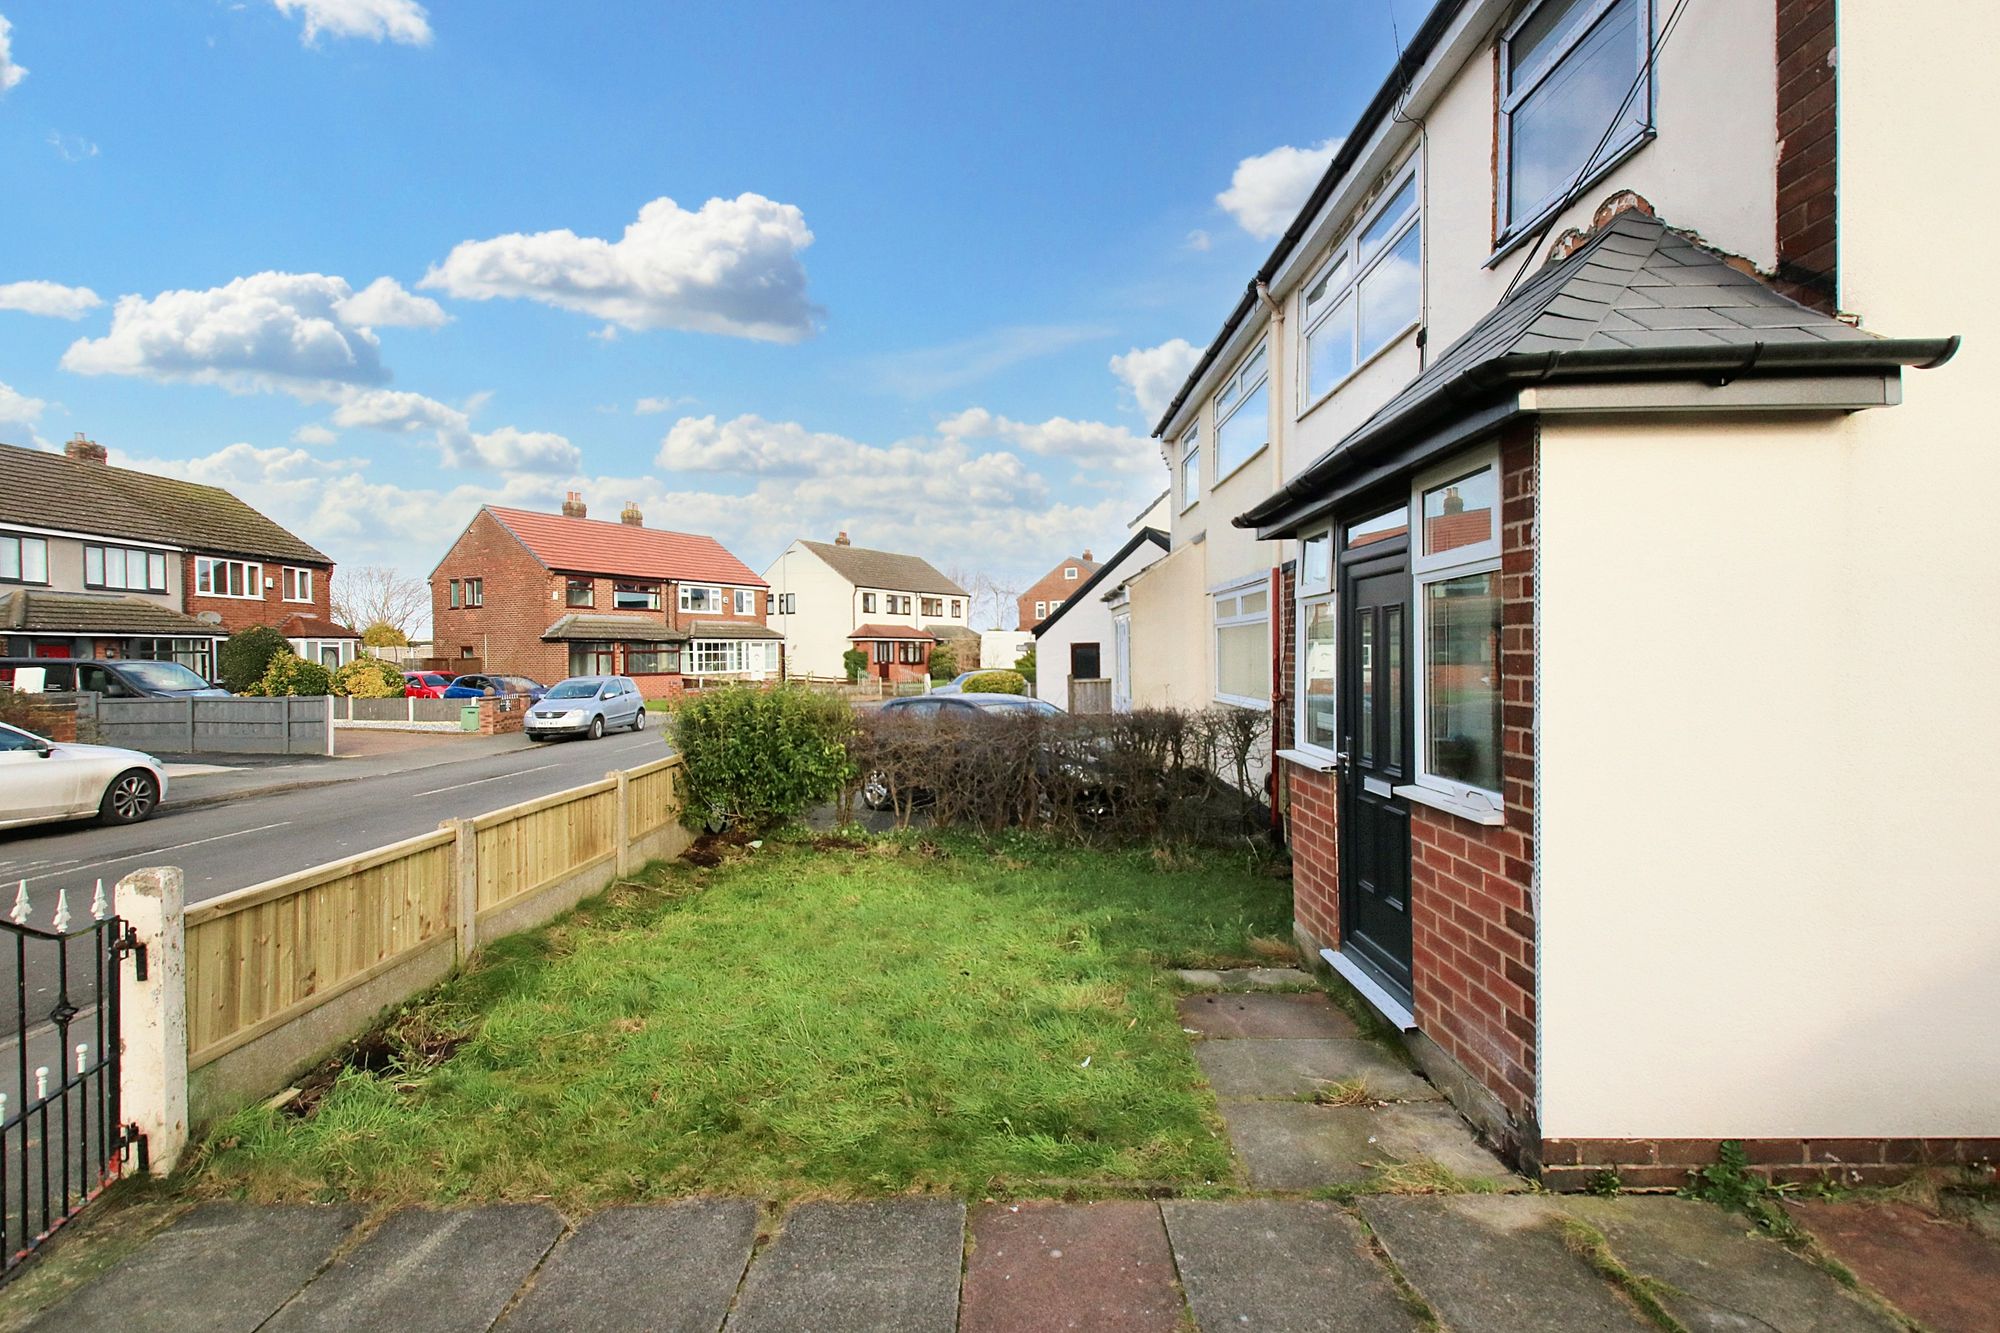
626, 758, 681, 837
473, 781, 618, 913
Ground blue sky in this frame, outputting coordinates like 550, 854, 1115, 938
0, 0, 1427, 625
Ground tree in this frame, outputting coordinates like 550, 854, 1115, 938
246, 651, 334, 698
928, 641, 959, 682
330, 566, 428, 639
333, 656, 406, 698
945, 566, 1022, 631
842, 648, 869, 683
361, 622, 408, 648
219, 625, 289, 694
1013, 645, 1037, 685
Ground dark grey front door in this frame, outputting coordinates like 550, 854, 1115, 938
1338, 529, 1414, 1007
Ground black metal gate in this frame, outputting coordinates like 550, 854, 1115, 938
1, 885, 145, 1275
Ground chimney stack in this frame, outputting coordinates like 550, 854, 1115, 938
620, 501, 643, 526
561, 491, 587, 519
65, 433, 107, 465
834, 531, 851, 546
1081, 549, 1094, 562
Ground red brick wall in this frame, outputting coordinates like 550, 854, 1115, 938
1540, 1137, 2000, 1192
1281, 423, 1539, 1136
182, 554, 335, 637
1017, 557, 1097, 631
1774, 0, 1837, 310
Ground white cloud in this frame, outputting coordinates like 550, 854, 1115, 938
329, 387, 580, 474
0, 280, 103, 320
46, 132, 98, 163
292, 423, 338, 445
1216, 138, 1340, 240
334, 276, 449, 329
634, 394, 694, 415
868, 324, 1107, 398
1184, 229, 1212, 252
60, 272, 448, 399
0, 380, 47, 428
272, 0, 432, 47
1109, 338, 1202, 424
0, 15, 26, 94
422, 194, 819, 342
453, 426, 580, 474
936, 407, 1155, 475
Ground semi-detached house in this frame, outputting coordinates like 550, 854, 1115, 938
0, 435, 354, 681
1127, 0, 1995, 1186
762, 534, 971, 683
429, 495, 780, 700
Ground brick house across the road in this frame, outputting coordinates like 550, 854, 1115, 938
429, 495, 780, 699
0, 435, 354, 679
1130, 0, 1995, 1188
1016, 550, 1101, 633
763, 533, 970, 682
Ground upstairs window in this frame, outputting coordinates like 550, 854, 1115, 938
0, 534, 48, 584
734, 588, 756, 614
464, 577, 483, 608
1213, 343, 1269, 481
614, 581, 661, 611
85, 544, 168, 593
1035, 601, 1047, 619
566, 578, 595, 608
1300, 165, 1422, 408
282, 567, 314, 603
1499, 0, 1652, 238
196, 557, 263, 599
921, 596, 943, 617
1064, 567, 1078, 581
678, 585, 721, 613
449, 579, 461, 609
861, 591, 877, 614
893, 594, 912, 615
950, 599, 962, 617
1178, 425, 1201, 512
779, 593, 797, 615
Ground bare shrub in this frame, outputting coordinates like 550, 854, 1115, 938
849, 705, 1271, 845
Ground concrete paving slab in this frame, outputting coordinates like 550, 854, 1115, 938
1194, 1039, 1438, 1102
1560, 1197, 1897, 1332
724, 1199, 964, 1333
1359, 1195, 1650, 1331
263, 1205, 564, 1333
28, 1203, 362, 1333
1176, 992, 1359, 1041
1162, 1199, 1419, 1332
1176, 967, 1315, 992
497, 1200, 759, 1333
960, 1202, 1181, 1333
1787, 1200, 2000, 1333
1222, 1101, 1513, 1190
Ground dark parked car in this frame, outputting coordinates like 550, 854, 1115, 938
861, 692, 1081, 811
440, 673, 546, 702
0, 657, 228, 699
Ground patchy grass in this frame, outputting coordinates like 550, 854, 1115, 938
192, 831, 1288, 1207
1311, 1076, 1377, 1108
1368, 1158, 1508, 1196
1558, 1218, 1687, 1332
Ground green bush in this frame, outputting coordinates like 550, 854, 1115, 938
673, 685, 856, 833
841, 648, 868, 683
360, 622, 408, 648
928, 641, 959, 682
219, 624, 289, 694
247, 650, 334, 698
1013, 646, 1037, 685
333, 656, 407, 698
962, 670, 1027, 696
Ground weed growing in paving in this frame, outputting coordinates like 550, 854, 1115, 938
194, 832, 1289, 1206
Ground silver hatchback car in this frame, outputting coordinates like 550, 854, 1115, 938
524, 675, 648, 740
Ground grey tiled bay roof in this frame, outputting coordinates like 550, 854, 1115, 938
0, 442, 329, 563
541, 614, 688, 643
799, 541, 967, 597
0, 590, 226, 637
685, 619, 785, 641
1238, 211, 1958, 534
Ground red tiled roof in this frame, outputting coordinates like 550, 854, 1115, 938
486, 506, 766, 586
848, 623, 936, 641
279, 612, 358, 639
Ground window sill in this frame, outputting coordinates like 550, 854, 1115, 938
1393, 782, 1505, 826
1213, 693, 1271, 711
1277, 747, 1338, 773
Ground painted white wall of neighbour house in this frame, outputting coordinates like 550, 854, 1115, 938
1126, 543, 1213, 711
1035, 540, 1164, 713
761, 546, 855, 679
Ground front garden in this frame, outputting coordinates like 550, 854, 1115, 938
192, 830, 1292, 1206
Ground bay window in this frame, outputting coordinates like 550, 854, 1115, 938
85, 544, 168, 593
1213, 344, 1269, 481
1299, 164, 1422, 409
569, 641, 614, 676
690, 640, 772, 675
1499, 0, 1652, 240
1411, 449, 1504, 812
1212, 581, 1271, 707
625, 643, 680, 674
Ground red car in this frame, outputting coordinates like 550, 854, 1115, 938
402, 671, 457, 698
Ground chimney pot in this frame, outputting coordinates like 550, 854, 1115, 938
561, 491, 587, 519
620, 501, 643, 526
65, 433, 107, 465
834, 531, 851, 546
1081, 549, 1093, 562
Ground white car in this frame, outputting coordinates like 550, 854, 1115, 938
0, 721, 167, 830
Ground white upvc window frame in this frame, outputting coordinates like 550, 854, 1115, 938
1291, 524, 1339, 760
733, 587, 756, 615
281, 566, 314, 603
1297, 157, 1423, 416
1406, 444, 1506, 818
195, 556, 264, 600
1178, 424, 1201, 513
1064, 566, 1078, 581
1495, 0, 1655, 249
678, 584, 722, 613
1034, 601, 1047, 620
1211, 341, 1270, 484
1211, 574, 1272, 710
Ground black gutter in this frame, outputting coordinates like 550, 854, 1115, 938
1234, 335, 1963, 532
1150, 0, 1471, 441
1031, 527, 1169, 641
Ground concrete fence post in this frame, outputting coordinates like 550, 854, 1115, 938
181, 698, 196, 754
116, 866, 187, 1176
448, 817, 478, 961
612, 770, 633, 877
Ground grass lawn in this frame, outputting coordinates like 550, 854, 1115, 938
193, 831, 1292, 1206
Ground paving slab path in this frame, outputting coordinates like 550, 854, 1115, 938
14, 1191, 1960, 1332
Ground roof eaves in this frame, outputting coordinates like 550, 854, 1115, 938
1031, 526, 1170, 639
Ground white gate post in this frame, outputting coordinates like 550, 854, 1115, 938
116, 866, 188, 1175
